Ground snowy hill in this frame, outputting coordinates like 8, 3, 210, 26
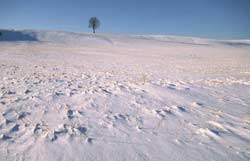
1, 29, 250, 47
0, 29, 250, 161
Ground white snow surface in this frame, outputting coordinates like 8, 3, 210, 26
0, 29, 250, 161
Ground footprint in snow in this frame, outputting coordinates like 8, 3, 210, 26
77, 126, 87, 134
24, 89, 32, 94
167, 105, 188, 116
10, 124, 20, 132
1, 134, 12, 140
167, 84, 177, 90
7, 90, 16, 95
177, 106, 186, 112
192, 102, 203, 107
49, 124, 88, 141
172, 105, 187, 112
51, 129, 68, 141
86, 137, 93, 144
0, 101, 6, 105
34, 123, 47, 136
111, 113, 129, 122
18, 111, 30, 120
2, 109, 21, 123
196, 128, 222, 140
152, 108, 172, 118
67, 109, 74, 119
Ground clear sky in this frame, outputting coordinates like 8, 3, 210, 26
1, 0, 250, 39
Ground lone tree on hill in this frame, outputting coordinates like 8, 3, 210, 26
88, 17, 100, 33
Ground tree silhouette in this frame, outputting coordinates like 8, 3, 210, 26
88, 17, 100, 33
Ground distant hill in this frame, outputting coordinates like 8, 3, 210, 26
1, 29, 250, 47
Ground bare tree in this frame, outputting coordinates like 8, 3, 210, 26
88, 17, 100, 33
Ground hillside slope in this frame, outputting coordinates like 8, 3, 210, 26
1, 29, 250, 46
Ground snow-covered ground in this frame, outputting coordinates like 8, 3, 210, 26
0, 29, 250, 161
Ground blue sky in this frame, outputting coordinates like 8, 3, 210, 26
1, 0, 250, 39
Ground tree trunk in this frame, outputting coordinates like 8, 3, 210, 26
93, 23, 96, 33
